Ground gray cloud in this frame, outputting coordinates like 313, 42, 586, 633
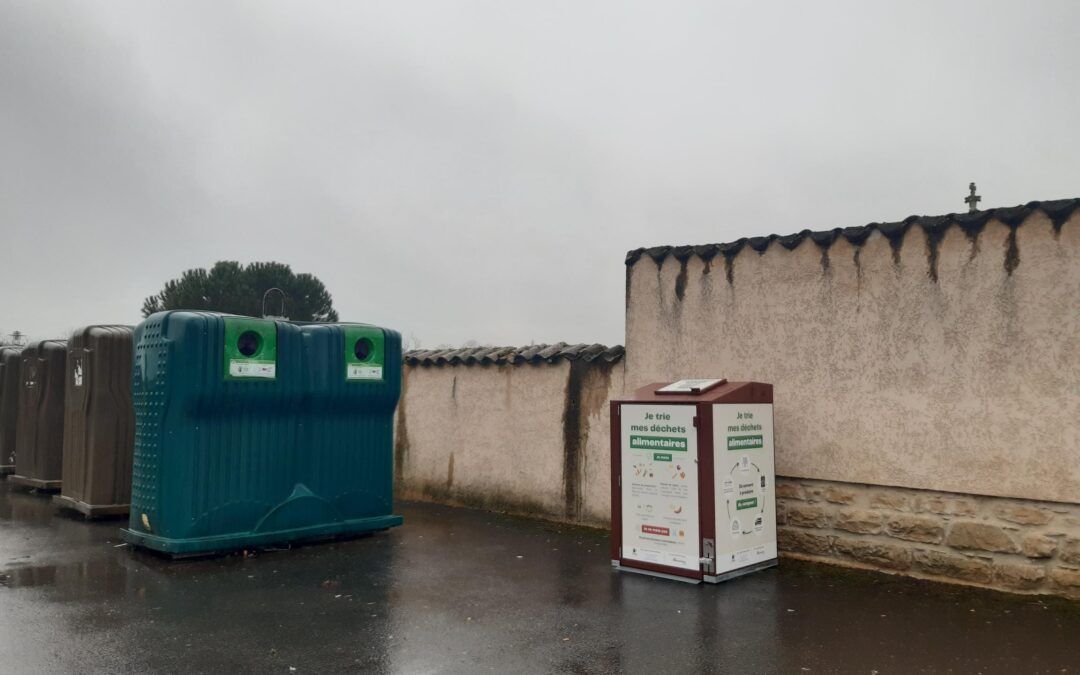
2, 1, 1078, 347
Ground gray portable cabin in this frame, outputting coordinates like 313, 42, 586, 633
0, 346, 23, 475
54, 326, 135, 517
10, 340, 68, 491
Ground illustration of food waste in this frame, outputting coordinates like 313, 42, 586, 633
620, 404, 699, 571
712, 404, 777, 575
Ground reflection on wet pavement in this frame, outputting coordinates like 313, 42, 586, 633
1, 480, 1079, 673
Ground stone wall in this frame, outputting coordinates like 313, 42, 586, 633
776, 477, 1080, 599
395, 347, 624, 528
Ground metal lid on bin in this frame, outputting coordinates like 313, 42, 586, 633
616, 380, 772, 404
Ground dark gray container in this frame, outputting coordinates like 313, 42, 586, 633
54, 326, 135, 517
0, 346, 23, 475
10, 340, 68, 491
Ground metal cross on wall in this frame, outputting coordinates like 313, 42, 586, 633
965, 183, 981, 212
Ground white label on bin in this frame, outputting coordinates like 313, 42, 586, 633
713, 404, 776, 575
347, 364, 383, 380
620, 404, 699, 572
229, 360, 276, 378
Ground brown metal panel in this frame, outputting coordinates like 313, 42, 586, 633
697, 402, 716, 562
0, 346, 23, 474
56, 326, 134, 517
11, 340, 67, 491
609, 401, 621, 561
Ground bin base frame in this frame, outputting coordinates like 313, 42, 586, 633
7, 474, 61, 492
613, 562, 703, 584
53, 494, 129, 519
121, 513, 404, 557
613, 558, 778, 585
703, 558, 778, 584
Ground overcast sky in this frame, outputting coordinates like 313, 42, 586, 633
1, 1, 1077, 347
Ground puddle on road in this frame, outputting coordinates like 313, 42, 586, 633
0, 557, 131, 591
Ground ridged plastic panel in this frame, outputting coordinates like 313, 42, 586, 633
130, 317, 167, 528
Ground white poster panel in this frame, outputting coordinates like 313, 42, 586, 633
712, 404, 777, 575
620, 404, 699, 572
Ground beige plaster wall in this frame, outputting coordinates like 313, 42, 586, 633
395, 359, 624, 526
625, 212, 1080, 504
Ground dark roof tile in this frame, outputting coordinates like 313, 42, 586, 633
746, 236, 771, 253
841, 225, 873, 245
645, 246, 672, 263
405, 343, 625, 367
626, 198, 1080, 266
993, 205, 1031, 226
692, 244, 720, 260
670, 245, 695, 261
809, 229, 839, 247
777, 232, 805, 250
718, 240, 745, 256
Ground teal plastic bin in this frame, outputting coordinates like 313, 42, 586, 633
121, 311, 402, 555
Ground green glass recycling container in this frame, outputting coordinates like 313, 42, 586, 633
122, 311, 403, 555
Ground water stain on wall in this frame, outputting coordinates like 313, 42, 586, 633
562, 360, 614, 520
674, 258, 689, 301
394, 369, 410, 478
1004, 227, 1021, 275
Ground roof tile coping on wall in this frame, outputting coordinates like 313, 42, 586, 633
404, 343, 624, 367
624, 198, 1080, 266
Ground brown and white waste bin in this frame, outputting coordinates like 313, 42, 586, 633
610, 379, 776, 583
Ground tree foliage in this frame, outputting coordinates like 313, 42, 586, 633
141, 261, 339, 322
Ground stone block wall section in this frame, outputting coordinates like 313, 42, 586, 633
777, 477, 1080, 599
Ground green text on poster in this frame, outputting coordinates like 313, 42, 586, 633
727, 435, 763, 451
630, 435, 687, 452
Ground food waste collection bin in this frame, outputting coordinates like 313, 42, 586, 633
10, 340, 68, 491
121, 311, 403, 556
611, 379, 776, 583
54, 325, 135, 518
0, 346, 22, 475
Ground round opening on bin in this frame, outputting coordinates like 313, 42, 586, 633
237, 330, 261, 357
354, 337, 374, 361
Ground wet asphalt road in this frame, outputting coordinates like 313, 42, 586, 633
1, 481, 1079, 674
